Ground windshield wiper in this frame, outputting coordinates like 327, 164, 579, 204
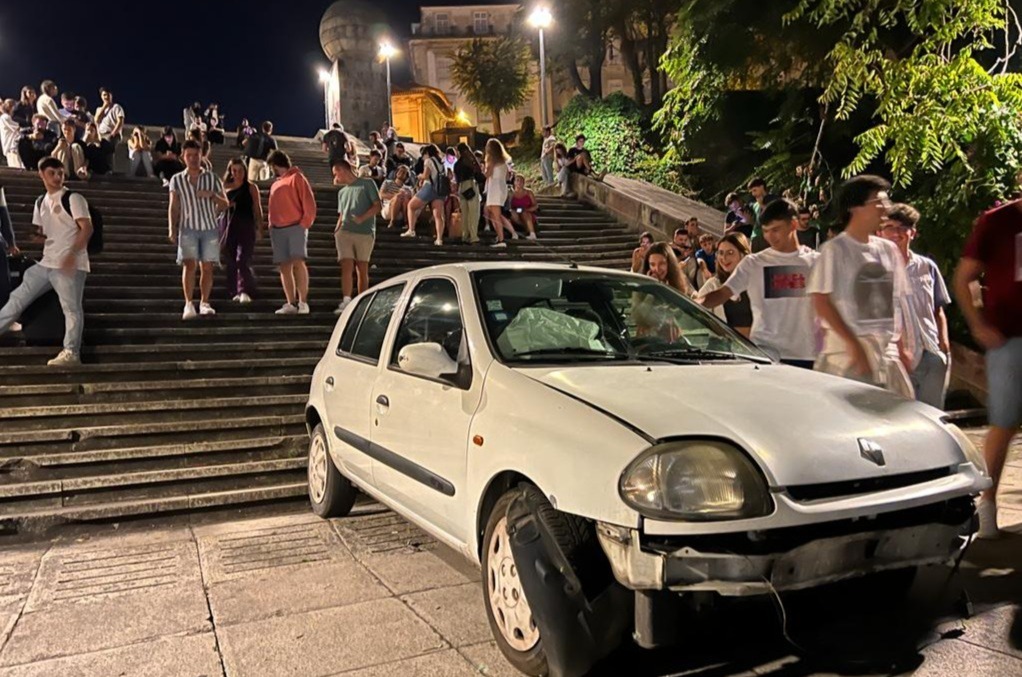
510, 348, 632, 361
638, 347, 771, 364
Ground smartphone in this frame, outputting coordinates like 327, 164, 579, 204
515, 208, 523, 214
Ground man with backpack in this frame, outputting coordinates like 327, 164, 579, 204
244, 121, 277, 182
0, 157, 94, 366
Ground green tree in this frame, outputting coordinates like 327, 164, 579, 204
450, 37, 533, 135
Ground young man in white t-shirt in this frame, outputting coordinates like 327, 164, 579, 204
0, 157, 92, 366
700, 198, 819, 366
807, 174, 912, 397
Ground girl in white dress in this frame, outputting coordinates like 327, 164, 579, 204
483, 139, 517, 247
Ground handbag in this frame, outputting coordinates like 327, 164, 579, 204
460, 186, 477, 200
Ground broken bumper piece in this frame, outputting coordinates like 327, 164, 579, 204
596, 509, 974, 596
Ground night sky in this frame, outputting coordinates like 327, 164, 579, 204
0, 0, 425, 137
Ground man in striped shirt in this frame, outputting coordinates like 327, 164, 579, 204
168, 140, 228, 320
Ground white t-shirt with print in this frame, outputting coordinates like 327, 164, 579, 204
807, 232, 907, 354
724, 245, 819, 360
33, 189, 91, 273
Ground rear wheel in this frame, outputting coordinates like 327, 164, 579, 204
480, 485, 599, 676
307, 424, 357, 518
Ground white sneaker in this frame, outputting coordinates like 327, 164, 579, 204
238, 293, 252, 304
275, 303, 298, 315
47, 350, 80, 367
334, 298, 352, 315
297, 302, 310, 315
434, 238, 443, 246
9, 322, 22, 332
232, 294, 241, 302
400, 230, 416, 238
491, 241, 507, 248
199, 302, 216, 316
976, 498, 999, 539
527, 233, 537, 241
511, 231, 520, 240
182, 303, 197, 320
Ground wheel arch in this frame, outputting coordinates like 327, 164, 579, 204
305, 405, 323, 437
475, 470, 543, 560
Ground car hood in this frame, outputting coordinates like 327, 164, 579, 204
522, 363, 965, 488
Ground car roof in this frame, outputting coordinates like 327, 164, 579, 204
379, 262, 644, 287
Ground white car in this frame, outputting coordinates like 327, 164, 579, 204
305, 262, 989, 676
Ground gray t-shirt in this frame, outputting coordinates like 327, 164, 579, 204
901, 252, 950, 367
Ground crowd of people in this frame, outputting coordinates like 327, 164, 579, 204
629, 173, 1019, 539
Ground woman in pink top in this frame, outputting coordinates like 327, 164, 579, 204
508, 175, 538, 240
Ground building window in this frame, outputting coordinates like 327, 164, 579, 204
435, 13, 450, 35
473, 12, 489, 34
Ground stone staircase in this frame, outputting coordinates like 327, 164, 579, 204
0, 146, 636, 533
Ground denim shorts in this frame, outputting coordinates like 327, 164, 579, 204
416, 183, 440, 203
177, 228, 220, 265
986, 336, 1022, 429
270, 225, 308, 264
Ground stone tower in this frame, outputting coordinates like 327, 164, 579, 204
320, 0, 390, 140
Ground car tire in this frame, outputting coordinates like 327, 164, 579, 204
481, 485, 599, 677
307, 423, 357, 518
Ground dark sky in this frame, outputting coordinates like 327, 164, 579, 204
0, 0, 425, 137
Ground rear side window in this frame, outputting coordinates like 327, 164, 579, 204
337, 295, 373, 354
348, 285, 404, 362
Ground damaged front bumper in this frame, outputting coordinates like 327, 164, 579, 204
596, 498, 975, 596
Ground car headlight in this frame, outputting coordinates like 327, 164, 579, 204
619, 440, 772, 521
944, 422, 989, 476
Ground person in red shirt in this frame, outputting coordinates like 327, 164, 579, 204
267, 150, 317, 315
953, 200, 1022, 539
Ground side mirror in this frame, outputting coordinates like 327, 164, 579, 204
397, 343, 459, 380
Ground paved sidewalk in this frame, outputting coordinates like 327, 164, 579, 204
0, 430, 1017, 676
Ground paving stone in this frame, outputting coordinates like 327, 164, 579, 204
459, 641, 523, 677
402, 583, 492, 648
359, 550, 477, 595
916, 636, 1022, 676
0, 633, 222, 677
197, 519, 348, 585
0, 550, 45, 599
331, 510, 437, 557
335, 649, 478, 676
217, 597, 446, 677
958, 603, 1022, 659
0, 541, 209, 666
208, 559, 390, 626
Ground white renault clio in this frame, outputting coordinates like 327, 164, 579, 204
305, 262, 988, 676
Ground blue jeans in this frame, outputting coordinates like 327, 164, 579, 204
0, 264, 86, 353
541, 155, 554, 184
911, 350, 949, 410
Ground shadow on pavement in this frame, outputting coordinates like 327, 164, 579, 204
594, 537, 1022, 676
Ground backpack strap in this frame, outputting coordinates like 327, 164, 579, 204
61, 190, 74, 216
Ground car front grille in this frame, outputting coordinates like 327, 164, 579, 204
784, 467, 953, 502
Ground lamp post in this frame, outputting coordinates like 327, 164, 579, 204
379, 42, 397, 131
317, 68, 331, 130
528, 7, 552, 128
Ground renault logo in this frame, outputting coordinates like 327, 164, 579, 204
858, 438, 886, 466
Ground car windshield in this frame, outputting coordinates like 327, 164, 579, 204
473, 270, 769, 365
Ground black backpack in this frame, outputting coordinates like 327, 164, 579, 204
35, 191, 104, 255
430, 158, 452, 198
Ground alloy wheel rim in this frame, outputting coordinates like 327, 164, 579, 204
308, 435, 328, 504
487, 516, 540, 652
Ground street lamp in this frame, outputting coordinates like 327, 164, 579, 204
379, 41, 398, 132
317, 67, 331, 130
528, 7, 552, 128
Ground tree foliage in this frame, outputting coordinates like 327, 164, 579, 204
449, 37, 533, 134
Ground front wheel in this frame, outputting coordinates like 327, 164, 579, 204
480, 485, 601, 676
307, 423, 357, 518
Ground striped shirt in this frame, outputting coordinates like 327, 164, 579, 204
169, 169, 224, 232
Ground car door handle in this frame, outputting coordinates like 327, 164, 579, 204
325, 376, 335, 392
376, 394, 389, 407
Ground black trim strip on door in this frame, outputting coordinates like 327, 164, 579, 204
334, 426, 456, 497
